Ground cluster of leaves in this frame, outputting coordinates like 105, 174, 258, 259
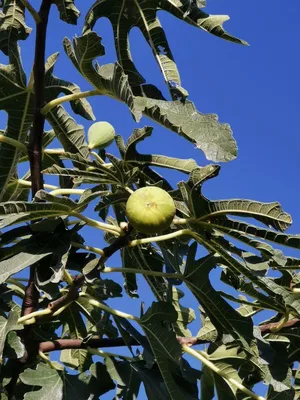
0, 1, 300, 399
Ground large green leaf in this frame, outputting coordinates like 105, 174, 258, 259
192, 231, 290, 327
183, 244, 254, 348
20, 363, 63, 400
63, 362, 115, 399
220, 272, 285, 314
43, 52, 93, 162
1, 176, 30, 202
260, 278, 300, 317
46, 105, 90, 161
0, 0, 31, 55
140, 302, 199, 400
20, 361, 114, 399
205, 345, 246, 400
5, 330, 25, 359
82, 278, 123, 301
95, 190, 129, 219
0, 45, 33, 201
83, 0, 246, 96
60, 303, 92, 372
0, 230, 72, 284
122, 245, 166, 300
208, 218, 300, 250
0, 189, 99, 229
64, 32, 237, 162
63, 32, 141, 120
43, 163, 120, 185
0, 311, 22, 360
171, 287, 195, 337
202, 199, 292, 232
105, 357, 142, 399
125, 126, 199, 173
0, 224, 31, 247
201, 365, 215, 400
44, 52, 95, 121
130, 360, 171, 400
135, 96, 237, 162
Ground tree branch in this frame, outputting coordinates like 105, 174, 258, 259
259, 317, 300, 334
38, 335, 210, 353
39, 337, 140, 353
97, 225, 133, 267
48, 273, 85, 313
27, 0, 51, 198
19, 0, 41, 23
10, 5, 53, 399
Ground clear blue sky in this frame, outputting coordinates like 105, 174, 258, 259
1, 1, 300, 398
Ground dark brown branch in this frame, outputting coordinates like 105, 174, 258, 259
259, 318, 300, 334
38, 335, 210, 353
8, 4, 54, 400
21, 267, 39, 317
27, 0, 51, 197
97, 225, 133, 267
39, 337, 140, 353
176, 318, 300, 348
48, 273, 85, 312
22, 0, 52, 319
22, 0, 52, 321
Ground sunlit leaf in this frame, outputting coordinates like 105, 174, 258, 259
83, 0, 247, 97
140, 302, 199, 399
0, 311, 22, 360
63, 32, 140, 120
125, 126, 199, 173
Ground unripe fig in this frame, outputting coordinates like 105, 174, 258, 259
125, 187, 176, 234
87, 121, 115, 150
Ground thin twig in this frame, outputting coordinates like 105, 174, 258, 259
39, 337, 140, 353
41, 89, 101, 115
19, 0, 41, 23
96, 225, 133, 267
182, 345, 265, 400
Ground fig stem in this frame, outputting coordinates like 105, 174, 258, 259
49, 188, 85, 196
270, 312, 289, 333
19, 0, 41, 23
87, 347, 135, 361
79, 292, 139, 322
38, 351, 58, 370
124, 186, 134, 194
182, 345, 265, 400
18, 308, 52, 324
71, 242, 104, 256
71, 211, 123, 236
44, 148, 65, 155
41, 89, 101, 115
103, 267, 182, 280
90, 151, 106, 164
0, 134, 27, 153
17, 179, 58, 190
128, 229, 193, 247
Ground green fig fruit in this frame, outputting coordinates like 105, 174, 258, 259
125, 187, 176, 234
87, 121, 115, 150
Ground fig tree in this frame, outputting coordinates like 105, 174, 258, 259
125, 187, 176, 234
87, 121, 115, 150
